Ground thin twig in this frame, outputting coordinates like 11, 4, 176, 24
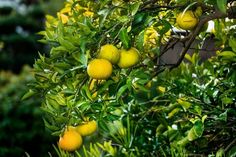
225, 138, 236, 152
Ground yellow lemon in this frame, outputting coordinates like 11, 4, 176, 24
176, 10, 198, 30
58, 126, 83, 151
87, 59, 113, 80
98, 44, 120, 64
118, 47, 140, 68
76, 121, 97, 136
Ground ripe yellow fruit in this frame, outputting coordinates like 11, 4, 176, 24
176, 10, 198, 30
58, 127, 83, 151
98, 44, 120, 64
87, 59, 113, 80
76, 120, 97, 136
118, 47, 140, 68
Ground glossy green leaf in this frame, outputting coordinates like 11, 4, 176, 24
21, 89, 36, 100
119, 28, 131, 49
130, 2, 140, 16
116, 85, 129, 100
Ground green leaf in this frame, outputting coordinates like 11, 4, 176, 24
58, 37, 77, 52
21, 89, 36, 100
187, 120, 204, 141
97, 80, 114, 94
119, 28, 131, 49
193, 120, 204, 137
217, 0, 227, 14
216, 148, 224, 157
184, 54, 193, 63
50, 46, 67, 56
133, 13, 147, 26
218, 110, 228, 122
222, 97, 233, 104
227, 146, 236, 157
98, 8, 110, 28
72, 51, 88, 66
218, 51, 236, 58
136, 30, 145, 51
116, 85, 129, 100
130, 2, 140, 16
77, 22, 92, 35
229, 37, 236, 52
82, 85, 93, 101
177, 136, 189, 146
43, 118, 60, 131
118, 16, 129, 23
177, 98, 191, 110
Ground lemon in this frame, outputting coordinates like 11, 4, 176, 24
118, 47, 140, 68
58, 126, 83, 151
98, 44, 120, 64
87, 59, 113, 80
176, 10, 198, 30
76, 120, 97, 136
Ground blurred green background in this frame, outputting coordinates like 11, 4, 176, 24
0, 0, 64, 156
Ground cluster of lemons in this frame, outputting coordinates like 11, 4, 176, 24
87, 44, 140, 80
57, 5, 208, 153
58, 120, 97, 151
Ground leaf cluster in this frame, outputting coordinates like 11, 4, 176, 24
28, 0, 236, 156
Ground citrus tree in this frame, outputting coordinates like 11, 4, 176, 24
25, 0, 236, 156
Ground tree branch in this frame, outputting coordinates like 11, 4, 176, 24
169, 11, 227, 71
140, 4, 183, 12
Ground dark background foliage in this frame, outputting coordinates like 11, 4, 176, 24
0, 0, 64, 156
0, 66, 56, 157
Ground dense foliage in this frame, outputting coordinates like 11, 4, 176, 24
27, 0, 236, 156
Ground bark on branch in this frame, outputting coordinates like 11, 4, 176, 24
169, 10, 228, 71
